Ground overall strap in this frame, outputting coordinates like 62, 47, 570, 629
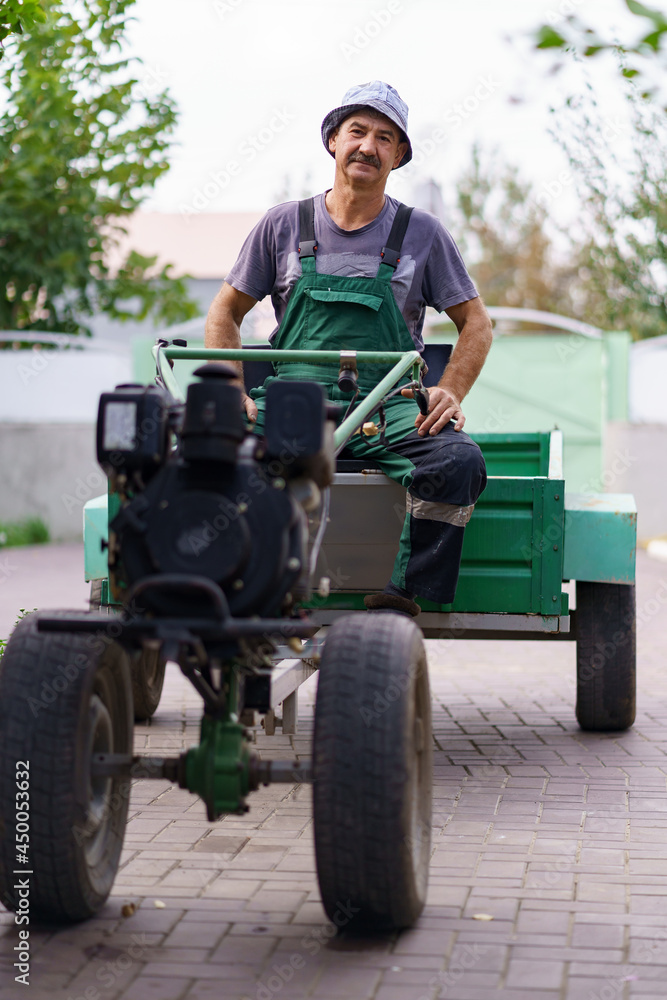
298, 197, 317, 272
380, 203, 414, 269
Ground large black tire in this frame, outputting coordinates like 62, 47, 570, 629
313, 613, 432, 932
576, 582, 636, 732
0, 612, 133, 922
90, 581, 166, 722
129, 646, 166, 723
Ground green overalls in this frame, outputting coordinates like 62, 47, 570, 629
251, 197, 487, 605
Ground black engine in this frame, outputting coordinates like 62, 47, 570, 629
96, 363, 334, 620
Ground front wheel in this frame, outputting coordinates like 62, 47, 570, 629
90, 581, 166, 721
0, 612, 133, 922
576, 582, 636, 732
313, 613, 432, 932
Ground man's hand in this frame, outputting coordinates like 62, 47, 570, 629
401, 385, 465, 434
401, 297, 492, 436
243, 393, 258, 423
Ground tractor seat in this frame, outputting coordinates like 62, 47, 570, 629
335, 451, 383, 474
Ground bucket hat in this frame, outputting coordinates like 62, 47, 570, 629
321, 81, 412, 168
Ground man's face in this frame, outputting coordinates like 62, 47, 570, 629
328, 110, 407, 187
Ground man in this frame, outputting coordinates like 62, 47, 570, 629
205, 81, 492, 616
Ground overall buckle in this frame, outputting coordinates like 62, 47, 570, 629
380, 246, 401, 268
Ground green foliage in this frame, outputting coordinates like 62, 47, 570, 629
0, 0, 199, 334
0, 517, 50, 547
534, 0, 667, 106
0, 0, 46, 56
535, 25, 566, 50
447, 124, 667, 340
448, 146, 577, 319
0, 607, 37, 658
548, 84, 667, 340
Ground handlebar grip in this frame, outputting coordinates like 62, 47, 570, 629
415, 388, 430, 416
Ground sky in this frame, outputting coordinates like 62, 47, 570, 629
124, 0, 658, 231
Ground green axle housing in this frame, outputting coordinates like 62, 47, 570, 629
184, 714, 253, 821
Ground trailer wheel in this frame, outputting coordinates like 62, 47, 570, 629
89, 581, 165, 721
313, 613, 432, 932
576, 582, 636, 732
0, 612, 133, 922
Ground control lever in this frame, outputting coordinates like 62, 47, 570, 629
338, 350, 358, 394
415, 386, 430, 416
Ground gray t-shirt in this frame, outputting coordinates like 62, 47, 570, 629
225, 192, 478, 351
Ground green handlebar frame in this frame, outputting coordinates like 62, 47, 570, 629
153, 344, 424, 453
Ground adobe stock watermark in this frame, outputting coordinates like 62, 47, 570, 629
339, 1, 403, 63
66, 933, 149, 1000
212, 0, 247, 17
0, 553, 18, 586
245, 899, 360, 1000
134, 64, 169, 102
536, 116, 629, 207
390, 404, 510, 528
580, 932, 667, 1000
415, 943, 489, 1000
16, 334, 70, 387
179, 108, 296, 219
26, 598, 147, 718
519, 446, 636, 567
405, 76, 501, 171
545, 0, 584, 25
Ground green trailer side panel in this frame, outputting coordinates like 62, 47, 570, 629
418, 477, 565, 615
472, 433, 552, 477
563, 493, 637, 584
83, 493, 108, 582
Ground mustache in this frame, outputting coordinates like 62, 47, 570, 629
348, 151, 380, 169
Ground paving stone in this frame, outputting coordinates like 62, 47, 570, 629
162, 922, 230, 950
505, 957, 565, 989
373, 987, 439, 1000
310, 964, 382, 997
571, 921, 626, 949
392, 929, 454, 956
122, 976, 192, 1000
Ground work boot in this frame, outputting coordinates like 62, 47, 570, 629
364, 582, 421, 618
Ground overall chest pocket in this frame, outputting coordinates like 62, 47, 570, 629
307, 289, 384, 310
304, 287, 385, 349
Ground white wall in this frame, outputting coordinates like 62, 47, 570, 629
630, 336, 667, 424
0, 423, 102, 541
605, 422, 667, 542
0, 349, 130, 540
0, 349, 132, 423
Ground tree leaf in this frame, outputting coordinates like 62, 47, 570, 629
626, 0, 667, 30
536, 25, 566, 49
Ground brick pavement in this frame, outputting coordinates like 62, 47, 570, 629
1, 549, 667, 1000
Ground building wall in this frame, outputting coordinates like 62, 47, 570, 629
0, 348, 132, 423
604, 422, 667, 543
0, 423, 101, 541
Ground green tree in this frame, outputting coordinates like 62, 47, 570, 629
0, 0, 199, 334
447, 146, 577, 320
0, 0, 46, 58
547, 84, 667, 340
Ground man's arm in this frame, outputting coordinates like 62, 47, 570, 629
205, 281, 259, 421
402, 296, 493, 435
